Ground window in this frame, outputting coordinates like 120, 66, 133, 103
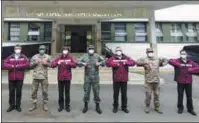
101, 22, 111, 41
156, 23, 163, 42
9, 23, 20, 41
170, 23, 183, 42
114, 23, 127, 41
185, 23, 197, 42
27, 23, 40, 41
134, 23, 147, 42
44, 22, 52, 41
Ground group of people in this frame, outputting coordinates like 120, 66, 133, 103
3, 44, 199, 116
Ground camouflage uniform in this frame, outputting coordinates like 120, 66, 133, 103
29, 45, 51, 111
136, 48, 168, 113
78, 53, 105, 103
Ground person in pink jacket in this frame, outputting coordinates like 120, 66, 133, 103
51, 46, 77, 112
106, 47, 136, 113
169, 49, 199, 116
3, 44, 30, 112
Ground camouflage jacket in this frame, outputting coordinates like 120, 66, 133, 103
136, 57, 168, 83
30, 54, 51, 80
78, 53, 105, 77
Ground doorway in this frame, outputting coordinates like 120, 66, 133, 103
65, 25, 92, 53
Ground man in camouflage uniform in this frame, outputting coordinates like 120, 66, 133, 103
136, 48, 168, 114
78, 45, 105, 114
29, 45, 51, 112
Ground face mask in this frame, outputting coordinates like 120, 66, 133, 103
88, 49, 94, 54
15, 49, 21, 54
39, 50, 45, 54
116, 51, 122, 56
180, 54, 187, 59
148, 53, 154, 58
63, 50, 68, 55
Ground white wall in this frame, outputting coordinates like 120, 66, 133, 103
106, 43, 199, 69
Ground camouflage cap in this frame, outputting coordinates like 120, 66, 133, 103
146, 48, 153, 53
39, 45, 46, 49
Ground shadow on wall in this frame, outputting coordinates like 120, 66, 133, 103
1, 43, 51, 60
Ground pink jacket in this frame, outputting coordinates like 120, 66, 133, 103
169, 58, 199, 84
51, 54, 77, 81
3, 54, 30, 80
106, 55, 136, 82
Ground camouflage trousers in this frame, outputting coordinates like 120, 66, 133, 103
83, 76, 101, 103
31, 79, 48, 104
144, 83, 160, 107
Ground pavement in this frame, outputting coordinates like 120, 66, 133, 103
1, 71, 199, 122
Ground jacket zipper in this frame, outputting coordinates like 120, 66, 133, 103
14, 59, 16, 80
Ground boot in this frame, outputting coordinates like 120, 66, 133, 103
43, 103, 48, 112
7, 106, 15, 112
58, 106, 64, 112
155, 105, 163, 114
188, 110, 197, 116
65, 105, 71, 112
122, 108, 129, 113
15, 105, 22, 112
29, 103, 37, 112
82, 102, 88, 113
144, 106, 150, 113
178, 108, 183, 114
95, 103, 102, 114
112, 107, 118, 113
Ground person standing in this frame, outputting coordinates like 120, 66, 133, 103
78, 45, 105, 114
51, 46, 77, 112
169, 49, 199, 116
29, 45, 51, 112
106, 47, 136, 113
3, 44, 30, 112
136, 48, 168, 114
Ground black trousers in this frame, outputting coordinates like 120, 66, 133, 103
177, 83, 193, 111
113, 82, 127, 109
58, 80, 71, 108
8, 80, 23, 107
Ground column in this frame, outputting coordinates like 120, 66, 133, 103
51, 20, 58, 55
2, 5, 5, 41
96, 21, 102, 54
148, 9, 158, 57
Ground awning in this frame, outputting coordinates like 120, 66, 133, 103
28, 31, 40, 35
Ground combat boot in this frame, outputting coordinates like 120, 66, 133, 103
155, 105, 163, 114
95, 103, 102, 114
82, 102, 88, 113
29, 103, 37, 112
144, 106, 150, 113
43, 103, 48, 112
65, 105, 71, 112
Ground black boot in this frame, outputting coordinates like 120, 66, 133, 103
112, 107, 118, 113
95, 103, 102, 114
58, 105, 64, 112
65, 105, 71, 112
15, 105, 22, 112
122, 108, 129, 113
7, 106, 15, 112
188, 110, 197, 116
82, 102, 88, 113
178, 108, 183, 114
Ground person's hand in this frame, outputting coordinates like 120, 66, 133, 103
42, 60, 48, 65
36, 60, 41, 64
12, 65, 14, 68
83, 63, 88, 67
96, 62, 100, 67
58, 60, 61, 65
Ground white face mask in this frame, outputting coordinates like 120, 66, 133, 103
15, 49, 21, 54
116, 51, 122, 56
148, 53, 154, 58
88, 49, 94, 54
63, 50, 68, 55
180, 54, 187, 59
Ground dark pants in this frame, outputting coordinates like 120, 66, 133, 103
58, 80, 71, 108
8, 80, 23, 107
113, 82, 127, 109
177, 83, 193, 111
